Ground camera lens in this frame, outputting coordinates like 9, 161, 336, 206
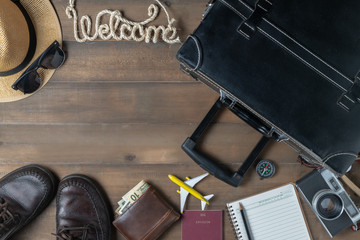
315, 192, 343, 220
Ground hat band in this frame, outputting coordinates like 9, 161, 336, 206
0, 0, 36, 77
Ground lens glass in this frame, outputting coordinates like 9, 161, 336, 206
40, 46, 65, 69
316, 193, 343, 220
16, 71, 41, 94
320, 199, 335, 211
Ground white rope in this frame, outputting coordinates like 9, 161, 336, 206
65, 0, 181, 44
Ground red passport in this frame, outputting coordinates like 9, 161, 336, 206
181, 210, 223, 240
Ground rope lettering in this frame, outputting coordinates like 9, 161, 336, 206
66, 0, 180, 44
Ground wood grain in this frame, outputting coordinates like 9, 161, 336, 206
0, 82, 243, 124
0, 0, 358, 239
58, 41, 187, 83
0, 123, 297, 165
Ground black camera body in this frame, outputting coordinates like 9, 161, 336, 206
296, 168, 360, 237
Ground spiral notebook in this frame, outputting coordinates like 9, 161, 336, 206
227, 184, 312, 240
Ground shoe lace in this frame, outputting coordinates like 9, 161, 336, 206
52, 225, 92, 240
0, 197, 17, 231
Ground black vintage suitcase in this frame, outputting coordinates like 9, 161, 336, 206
177, 0, 360, 186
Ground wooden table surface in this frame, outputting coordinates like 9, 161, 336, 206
2, 0, 360, 239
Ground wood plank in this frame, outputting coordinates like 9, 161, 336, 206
4, 163, 360, 240
0, 123, 298, 165
0, 82, 242, 124
53, 0, 205, 41
57, 41, 189, 83
2, 1, 358, 239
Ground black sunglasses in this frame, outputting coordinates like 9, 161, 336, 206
12, 40, 65, 94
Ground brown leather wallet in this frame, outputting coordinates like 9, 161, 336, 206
113, 185, 180, 240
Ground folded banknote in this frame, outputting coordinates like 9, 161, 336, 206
115, 180, 149, 215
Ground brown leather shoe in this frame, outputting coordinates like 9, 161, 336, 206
54, 175, 111, 240
0, 164, 57, 240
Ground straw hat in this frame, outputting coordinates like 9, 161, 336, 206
0, 0, 62, 102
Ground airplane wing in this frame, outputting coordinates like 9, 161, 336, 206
184, 173, 209, 188
180, 187, 190, 213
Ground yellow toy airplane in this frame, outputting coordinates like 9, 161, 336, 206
168, 173, 214, 213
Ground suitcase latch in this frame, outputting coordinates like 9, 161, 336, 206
238, 0, 273, 40
220, 89, 237, 108
338, 74, 360, 111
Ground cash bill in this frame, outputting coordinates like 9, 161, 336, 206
115, 180, 149, 215
115, 199, 127, 214
118, 201, 131, 215
122, 180, 149, 204
117, 199, 126, 208
115, 205, 122, 214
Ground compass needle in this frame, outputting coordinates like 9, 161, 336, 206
256, 160, 275, 179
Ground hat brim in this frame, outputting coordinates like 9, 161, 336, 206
0, 0, 62, 102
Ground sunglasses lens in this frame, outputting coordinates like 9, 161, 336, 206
40, 46, 65, 69
16, 71, 41, 94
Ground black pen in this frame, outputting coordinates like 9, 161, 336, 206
239, 203, 252, 240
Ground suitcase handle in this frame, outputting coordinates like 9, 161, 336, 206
182, 97, 277, 187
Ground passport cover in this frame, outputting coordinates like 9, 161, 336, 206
181, 210, 223, 240
113, 185, 180, 240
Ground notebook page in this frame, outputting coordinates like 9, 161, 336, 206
227, 184, 311, 240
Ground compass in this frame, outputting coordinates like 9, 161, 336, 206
256, 160, 276, 179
